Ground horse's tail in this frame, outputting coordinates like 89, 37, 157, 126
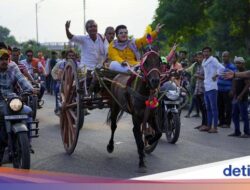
106, 109, 124, 126
106, 109, 112, 126
116, 110, 124, 123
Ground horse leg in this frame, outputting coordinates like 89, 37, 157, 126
147, 112, 162, 145
132, 116, 146, 170
107, 104, 120, 153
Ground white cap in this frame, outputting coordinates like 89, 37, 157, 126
234, 56, 245, 63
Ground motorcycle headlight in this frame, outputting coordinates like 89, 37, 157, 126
9, 98, 23, 112
166, 90, 179, 100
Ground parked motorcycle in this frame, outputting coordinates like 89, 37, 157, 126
0, 92, 39, 169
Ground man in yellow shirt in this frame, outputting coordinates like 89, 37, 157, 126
108, 24, 163, 72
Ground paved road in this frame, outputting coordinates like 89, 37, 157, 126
8, 94, 250, 179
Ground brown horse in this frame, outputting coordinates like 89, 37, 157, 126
106, 50, 162, 171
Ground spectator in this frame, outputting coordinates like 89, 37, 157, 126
228, 57, 250, 138
185, 52, 200, 118
199, 47, 224, 133
45, 51, 58, 94
217, 51, 237, 128
192, 51, 207, 129
179, 50, 189, 68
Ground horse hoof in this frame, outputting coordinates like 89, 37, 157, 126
137, 166, 147, 173
107, 144, 114, 153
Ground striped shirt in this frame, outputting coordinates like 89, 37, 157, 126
17, 62, 28, 74
0, 62, 33, 97
20, 59, 44, 76
194, 64, 205, 95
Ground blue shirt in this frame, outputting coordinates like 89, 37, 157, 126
217, 63, 237, 92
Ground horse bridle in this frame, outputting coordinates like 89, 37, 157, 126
140, 50, 161, 80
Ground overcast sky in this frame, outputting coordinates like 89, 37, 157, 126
0, 0, 158, 43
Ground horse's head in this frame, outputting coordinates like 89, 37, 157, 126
140, 50, 161, 90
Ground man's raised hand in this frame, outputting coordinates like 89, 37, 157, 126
155, 23, 165, 33
65, 20, 71, 30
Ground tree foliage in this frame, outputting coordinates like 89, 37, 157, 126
152, 0, 250, 60
0, 26, 18, 46
0, 25, 49, 57
20, 40, 49, 57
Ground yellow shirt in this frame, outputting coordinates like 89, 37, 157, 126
108, 31, 158, 66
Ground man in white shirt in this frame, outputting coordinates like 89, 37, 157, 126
199, 47, 225, 133
65, 19, 108, 71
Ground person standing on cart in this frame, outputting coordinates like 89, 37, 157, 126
65, 19, 108, 90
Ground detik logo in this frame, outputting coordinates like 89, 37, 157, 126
223, 165, 250, 177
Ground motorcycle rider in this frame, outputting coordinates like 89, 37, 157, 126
0, 48, 37, 162
20, 49, 45, 107
11, 47, 34, 83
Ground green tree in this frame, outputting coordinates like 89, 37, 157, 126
208, 0, 250, 54
152, 0, 213, 53
152, 0, 250, 61
0, 25, 18, 46
21, 40, 49, 57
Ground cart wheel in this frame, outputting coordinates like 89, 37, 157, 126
60, 60, 84, 155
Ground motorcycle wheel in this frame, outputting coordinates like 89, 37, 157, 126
12, 132, 30, 169
165, 113, 180, 144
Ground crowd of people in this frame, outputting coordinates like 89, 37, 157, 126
0, 18, 249, 140
181, 48, 249, 137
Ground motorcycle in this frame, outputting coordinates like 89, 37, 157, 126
158, 80, 181, 143
22, 86, 38, 120
143, 70, 189, 154
33, 73, 45, 109
0, 92, 39, 169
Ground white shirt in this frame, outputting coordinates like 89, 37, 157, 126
20, 59, 43, 76
71, 34, 108, 70
202, 56, 225, 92
45, 58, 61, 75
51, 59, 65, 80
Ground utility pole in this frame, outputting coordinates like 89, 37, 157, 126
36, 3, 38, 43
35, 0, 45, 43
83, 0, 86, 34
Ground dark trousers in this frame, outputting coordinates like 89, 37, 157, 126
46, 75, 51, 93
54, 81, 60, 112
187, 95, 199, 115
196, 94, 207, 126
232, 100, 249, 135
218, 91, 232, 125
46, 74, 55, 94
38, 83, 45, 101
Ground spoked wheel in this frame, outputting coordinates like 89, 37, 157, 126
165, 113, 180, 144
60, 60, 84, 155
12, 132, 30, 169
